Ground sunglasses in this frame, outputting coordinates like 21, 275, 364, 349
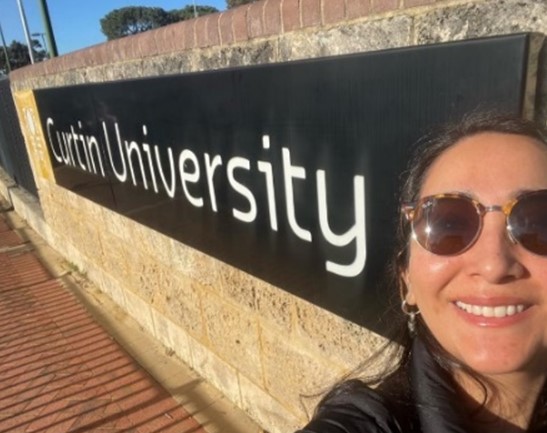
402, 189, 547, 256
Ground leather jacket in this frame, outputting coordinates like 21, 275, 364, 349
295, 338, 547, 433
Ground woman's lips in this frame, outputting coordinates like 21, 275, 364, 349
452, 299, 533, 327
455, 301, 526, 318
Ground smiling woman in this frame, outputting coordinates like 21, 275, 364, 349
295, 112, 547, 433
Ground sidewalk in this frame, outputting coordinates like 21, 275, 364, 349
0, 196, 261, 433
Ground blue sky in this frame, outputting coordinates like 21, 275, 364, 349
1, 0, 227, 55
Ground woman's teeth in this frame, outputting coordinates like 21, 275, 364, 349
455, 301, 526, 318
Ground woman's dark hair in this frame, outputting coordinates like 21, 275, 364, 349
315, 111, 547, 428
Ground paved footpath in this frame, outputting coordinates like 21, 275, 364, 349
0, 201, 208, 432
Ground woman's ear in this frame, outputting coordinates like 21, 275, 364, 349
402, 271, 417, 306
406, 289, 417, 306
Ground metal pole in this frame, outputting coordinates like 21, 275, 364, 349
16, 0, 35, 63
193, 0, 198, 18
0, 22, 11, 73
36, 0, 58, 57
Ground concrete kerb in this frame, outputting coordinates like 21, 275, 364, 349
0, 167, 16, 209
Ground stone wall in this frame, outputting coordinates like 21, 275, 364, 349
8, 1, 547, 432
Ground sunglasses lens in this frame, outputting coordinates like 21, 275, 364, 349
509, 190, 547, 255
412, 196, 480, 255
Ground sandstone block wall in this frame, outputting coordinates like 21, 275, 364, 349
8, 1, 547, 432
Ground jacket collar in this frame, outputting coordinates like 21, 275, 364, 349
410, 337, 470, 433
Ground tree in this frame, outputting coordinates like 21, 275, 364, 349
100, 5, 219, 41
226, 0, 256, 8
170, 5, 218, 21
100, 7, 174, 40
0, 40, 47, 75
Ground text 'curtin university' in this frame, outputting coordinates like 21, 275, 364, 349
45, 118, 367, 278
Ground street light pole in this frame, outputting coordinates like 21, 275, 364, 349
16, 0, 35, 64
0, 22, 11, 73
36, 0, 58, 57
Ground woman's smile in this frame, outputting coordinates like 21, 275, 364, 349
453, 298, 533, 327
454, 301, 526, 317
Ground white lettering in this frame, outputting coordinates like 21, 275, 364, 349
71, 125, 87, 170
179, 149, 204, 207
282, 148, 311, 242
155, 145, 176, 198
46, 118, 63, 163
142, 126, 158, 193
46, 120, 369, 279
86, 135, 105, 176
126, 140, 148, 189
104, 122, 127, 183
227, 156, 257, 223
204, 153, 223, 212
258, 135, 278, 231
317, 171, 366, 277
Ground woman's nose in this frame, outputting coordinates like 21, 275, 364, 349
466, 213, 525, 283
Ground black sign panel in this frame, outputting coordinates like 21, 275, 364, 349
34, 34, 531, 334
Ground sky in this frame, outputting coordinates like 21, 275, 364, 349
0, 0, 227, 55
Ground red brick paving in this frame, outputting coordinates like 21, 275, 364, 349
0, 207, 207, 433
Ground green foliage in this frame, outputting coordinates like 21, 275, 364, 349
226, 0, 256, 8
100, 5, 219, 41
100, 7, 174, 40
0, 40, 47, 75
171, 5, 219, 21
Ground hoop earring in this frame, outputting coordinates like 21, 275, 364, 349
401, 300, 420, 335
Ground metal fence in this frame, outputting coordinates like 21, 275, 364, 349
0, 77, 38, 198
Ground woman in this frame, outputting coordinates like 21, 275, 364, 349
297, 113, 547, 433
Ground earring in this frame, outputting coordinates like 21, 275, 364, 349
401, 300, 420, 335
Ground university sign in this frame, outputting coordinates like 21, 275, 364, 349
31, 34, 532, 332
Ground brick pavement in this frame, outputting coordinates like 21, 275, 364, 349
0, 202, 208, 433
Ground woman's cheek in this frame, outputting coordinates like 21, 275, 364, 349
407, 247, 462, 296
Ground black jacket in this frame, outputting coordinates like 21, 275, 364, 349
296, 338, 477, 433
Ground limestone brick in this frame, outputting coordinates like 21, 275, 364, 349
75, 216, 104, 265
294, 297, 385, 367
123, 288, 156, 335
170, 238, 220, 289
188, 335, 242, 407
255, 280, 294, 333
216, 262, 258, 310
278, 16, 412, 61
201, 292, 264, 386
77, 196, 104, 226
152, 274, 206, 340
131, 223, 174, 268
96, 230, 132, 289
89, 267, 128, 311
150, 307, 192, 364
213, 40, 277, 68
128, 251, 177, 303
101, 208, 134, 244
414, 0, 546, 44
239, 373, 304, 433
259, 325, 344, 419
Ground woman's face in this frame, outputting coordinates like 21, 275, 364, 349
405, 132, 547, 378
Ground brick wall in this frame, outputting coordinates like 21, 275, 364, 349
8, 1, 547, 432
